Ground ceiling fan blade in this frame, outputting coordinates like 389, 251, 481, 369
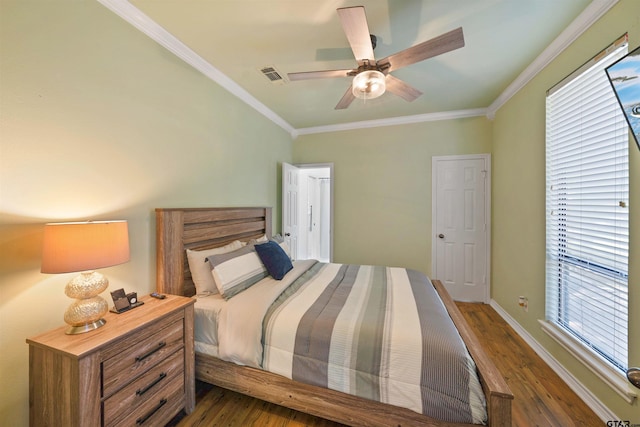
288, 69, 353, 81
380, 27, 464, 73
385, 75, 422, 102
335, 86, 356, 110
337, 6, 375, 64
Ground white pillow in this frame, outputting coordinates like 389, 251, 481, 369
205, 245, 268, 299
247, 234, 269, 245
278, 241, 292, 259
249, 235, 291, 258
186, 240, 244, 295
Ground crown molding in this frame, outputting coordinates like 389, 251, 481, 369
96, 0, 297, 138
98, 0, 617, 137
293, 108, 488, 138
486, 0, 619, 119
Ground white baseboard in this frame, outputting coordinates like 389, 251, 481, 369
489, 299, 617, 422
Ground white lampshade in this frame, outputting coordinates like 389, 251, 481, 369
41, 221, 130, 334
352, 70, 386, 100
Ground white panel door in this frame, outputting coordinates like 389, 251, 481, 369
432, 155, 490, 302
282, 162, 300, 259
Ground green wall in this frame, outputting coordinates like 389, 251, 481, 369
491, 0, 639, 420
293, 117, 492, 275
2, 0, 639, 424
0, 1, 291, 425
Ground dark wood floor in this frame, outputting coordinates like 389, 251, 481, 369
456, 303, 600, 427
168, 303, 601, 427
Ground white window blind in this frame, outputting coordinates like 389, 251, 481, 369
545, 38, 629, 372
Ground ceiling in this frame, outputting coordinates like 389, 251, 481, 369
102, 0, 611, 135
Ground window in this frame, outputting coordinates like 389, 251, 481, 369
545, 36, 629, 376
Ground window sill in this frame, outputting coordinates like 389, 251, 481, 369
539, 320, 637, 404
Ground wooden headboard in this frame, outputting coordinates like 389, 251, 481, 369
155, 207, 272, 296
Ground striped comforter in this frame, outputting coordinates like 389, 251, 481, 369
215, 260, 487, 424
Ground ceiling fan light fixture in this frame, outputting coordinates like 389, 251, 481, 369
352, 70, 386, 100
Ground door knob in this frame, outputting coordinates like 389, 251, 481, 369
284, 233, 291, 237
438, 234, 445, 239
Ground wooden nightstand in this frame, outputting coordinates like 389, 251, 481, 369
26, 294, 195, 427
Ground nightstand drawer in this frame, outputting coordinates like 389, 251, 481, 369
103, 348, 184, 425
107, 381, 185, 427
103, 319, 184, 396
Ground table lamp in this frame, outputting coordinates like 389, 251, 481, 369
41, 220, 130, 334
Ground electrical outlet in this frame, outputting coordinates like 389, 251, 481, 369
518, 296, 528, 312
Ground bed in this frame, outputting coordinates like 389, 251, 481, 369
155, 207, 512, 427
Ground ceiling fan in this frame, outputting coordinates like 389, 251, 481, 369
287, 6, 465, 110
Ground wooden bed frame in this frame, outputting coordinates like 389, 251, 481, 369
156, 207, 513, 427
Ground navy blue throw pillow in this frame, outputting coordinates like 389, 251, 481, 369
254, 241, 293, 280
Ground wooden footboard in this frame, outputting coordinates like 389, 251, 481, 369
196, 351, 472, 427
155, 207, 513, 427
432, 280, 513, 426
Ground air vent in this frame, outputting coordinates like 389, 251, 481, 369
259, 66, 286, 85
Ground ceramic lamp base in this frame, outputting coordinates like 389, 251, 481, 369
63, 271, 110, 335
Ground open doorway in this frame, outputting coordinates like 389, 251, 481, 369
282, 163, 333, 263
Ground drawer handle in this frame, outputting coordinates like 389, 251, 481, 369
136, 398, 167, 425
136, 372, 167, 396
135, 341, 166, 362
